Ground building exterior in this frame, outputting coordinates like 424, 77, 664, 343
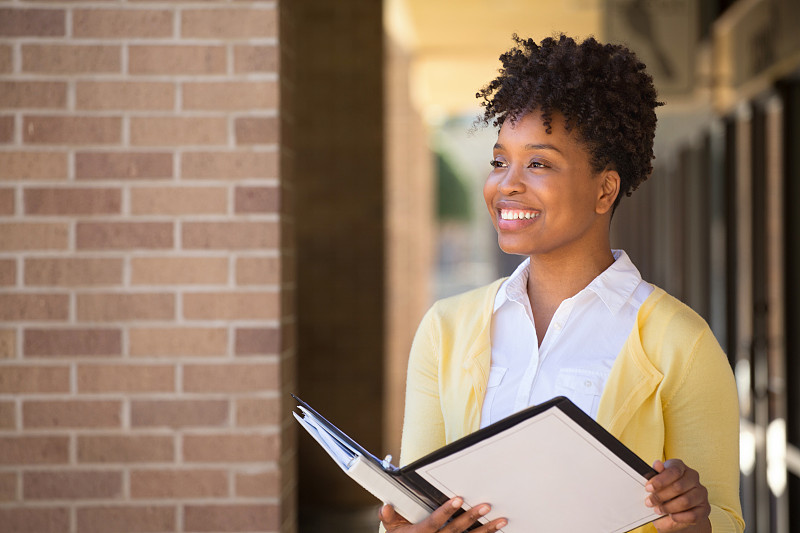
2, 0, 800, 532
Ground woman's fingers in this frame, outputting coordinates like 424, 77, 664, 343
646, 459, 700, 506
419, 497, 470, 531
646, 459, 711, 531
379, 498, 507, 533
379, 503, 411, 528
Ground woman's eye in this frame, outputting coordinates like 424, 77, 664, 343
529, 160, 547, 169
489, 159, 506, 169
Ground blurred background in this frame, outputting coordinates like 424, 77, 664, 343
1, 0, 799, 532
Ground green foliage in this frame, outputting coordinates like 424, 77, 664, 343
436, 152, 472, 222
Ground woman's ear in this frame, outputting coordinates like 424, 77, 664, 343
596, 169, 620, 215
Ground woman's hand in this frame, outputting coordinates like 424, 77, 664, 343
646, 459, 711, 533
379, 497, 507, 533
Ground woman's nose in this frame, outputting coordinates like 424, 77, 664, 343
497, 165, 524, 195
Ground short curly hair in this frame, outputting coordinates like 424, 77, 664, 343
477, 34, 663, 209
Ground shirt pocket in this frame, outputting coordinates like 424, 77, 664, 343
555, 368, 608, 418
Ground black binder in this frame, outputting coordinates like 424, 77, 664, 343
292, 394, 663, 533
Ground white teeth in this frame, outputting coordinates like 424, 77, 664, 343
500, 210, 538, 220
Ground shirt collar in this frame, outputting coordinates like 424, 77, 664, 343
584, 250, 643, 315
493, 257, 530, 313
493, 250, 643, 316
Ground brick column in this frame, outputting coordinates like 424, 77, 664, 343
0, 2, 292, 533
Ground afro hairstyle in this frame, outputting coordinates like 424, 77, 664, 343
476, 34, 663, 209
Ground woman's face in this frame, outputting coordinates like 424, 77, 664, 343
483, 110, 616, 260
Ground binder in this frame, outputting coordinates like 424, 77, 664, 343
292, 394, 663, 532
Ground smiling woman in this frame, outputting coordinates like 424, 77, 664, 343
380, 35, 744, 533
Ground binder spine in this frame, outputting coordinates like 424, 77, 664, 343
347, 457, 434, 524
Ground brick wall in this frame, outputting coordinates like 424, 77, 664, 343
0, 1, 292, 532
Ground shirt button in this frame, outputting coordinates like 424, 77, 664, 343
554, 323, 562, 331
584, 380, 592, 388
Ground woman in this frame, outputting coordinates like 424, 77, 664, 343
379, 35, 743, 533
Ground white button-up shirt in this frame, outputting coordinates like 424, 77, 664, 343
479, 250, 653, 428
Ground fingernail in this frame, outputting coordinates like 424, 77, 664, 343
478, 504, 491, 516
495, 519, 508, 529
644, 497, 653, 508
645, 483, 654, 492
451, 497, 463, 509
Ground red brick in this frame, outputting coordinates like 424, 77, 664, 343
130, 117, 227, 146
22, 44, 120, 73
129, 328, 227, 357
0, 401, 15, 429
76, 81, 174, 110
76, 222, 173, 250
24, 187, 121, 215
77, 506, 175, 533
0, 81, 67, 108
182, 221, 279, 249
23, 400, 121, 429
235, 117, 278, 145
181, 151, 277, 179
183, 363, 278, 393
183, 82, 277, 111
129, 45, 226, 75
0, 329, 16, 358
24, 116, 121, 145
233, 45, 278, 74
24, 471, 122, 499
235, 186, 279, 214
0, 151, 68, 180
183, 434, 279, 463
235, 327, 280, 355
131, 256, 227, 285
77, 293, 175, 321
0, 115, 13, 143
0, 471, 16, 501
0, 259, 16, 286
236, 397, 279, 426
25, 257, 123, 286
131, 470, 228, 499
76, 152, 173, 180
236, 257, 280, 286
130, 186, 226, 215
0, 188, 13, 215
183, 292, 278, 320
0, 223, 68, 250
182, 8, 277, 39
131, 399, 228, 428
0, 508, 69, 533
0, 45, 11, 73
78, 435, 174, 463
185, 504, 278, 532
0, 436, 69, 464
0, 294, 68, 321
0, 8, 65, 37
0, 365, 69, 393
235, 470, 279, 497
73, 9, 172, 38
78, 364, 175, 393
24, 328, 121, 357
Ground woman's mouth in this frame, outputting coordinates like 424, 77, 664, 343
499, 209, 539, 221
497, 208, 540, 230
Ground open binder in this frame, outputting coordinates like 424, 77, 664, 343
292, 394, 663, 533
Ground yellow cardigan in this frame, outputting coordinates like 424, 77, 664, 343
399, 280, 744, 533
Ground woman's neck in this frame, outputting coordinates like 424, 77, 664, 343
525, 246, 615, 345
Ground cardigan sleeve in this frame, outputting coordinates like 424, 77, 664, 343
661, 326, 744, 533
399, 305, 447, 467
